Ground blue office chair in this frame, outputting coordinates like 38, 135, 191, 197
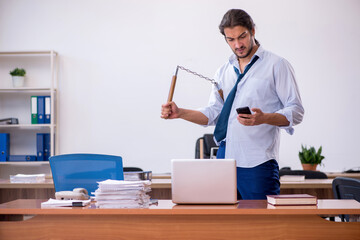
49, 154, 124, 195
332, 177, 360, 222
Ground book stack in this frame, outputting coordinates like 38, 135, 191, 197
280, 175, 305, 182
267, 194, 317, 206
94, 179, 151, 208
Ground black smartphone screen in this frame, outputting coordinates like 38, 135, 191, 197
236, 107, 251, 115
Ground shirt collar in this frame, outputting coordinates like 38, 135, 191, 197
229, 45, 264, 69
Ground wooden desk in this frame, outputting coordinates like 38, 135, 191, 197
0, 199, 359, 239
151, 179, 335, 199
152, 173, 171, 179
326, 172, 360, 179
152, 172, 360, 179
0, 178, 335, 203
280, 179, 334, 199
0, 179, 55, 204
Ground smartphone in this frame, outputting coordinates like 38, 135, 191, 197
236, 107, 252, 118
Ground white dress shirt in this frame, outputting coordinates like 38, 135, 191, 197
199, 46, 304, 167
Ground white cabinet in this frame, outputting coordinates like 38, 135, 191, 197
0, 51, 58, 169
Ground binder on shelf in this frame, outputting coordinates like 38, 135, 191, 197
0, 133, 10, 162
36, 133, 44, 161
31, 96, 38, 124
45, 96, 51, 124
8, 155, 37, 162
37, 96, 45, 124
37, 133, 51, 161
44, 133, 50, 161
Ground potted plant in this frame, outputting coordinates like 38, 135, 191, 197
9, 68, 26, 87
298, 145, 325, 171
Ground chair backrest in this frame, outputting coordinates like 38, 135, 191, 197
49, 153, 123, 194
123, 167, 143, 172
279, 169, 328, 179
332, 177, 360, 202
195, 134, 217, 159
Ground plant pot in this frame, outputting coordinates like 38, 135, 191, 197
12, 76, 25, 87
302, 163, 317, 171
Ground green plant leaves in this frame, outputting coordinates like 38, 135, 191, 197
9, 68, 26, 76
299, 145, 325, 165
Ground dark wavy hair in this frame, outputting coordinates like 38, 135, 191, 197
219, 9, 259, 45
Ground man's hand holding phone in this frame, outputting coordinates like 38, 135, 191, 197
236, 107, 252, 119
236, 107, 266, 126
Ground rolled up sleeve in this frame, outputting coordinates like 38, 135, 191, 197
275, 59, 304, 135
198, 85, 224, 126
198, 70, 224, 126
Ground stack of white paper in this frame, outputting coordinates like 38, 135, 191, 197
94, 179, 151, 209
10, 174, 46, 183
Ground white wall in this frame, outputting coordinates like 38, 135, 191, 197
1, 0, 359, 173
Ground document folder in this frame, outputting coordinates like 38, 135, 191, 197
0, 133, 10, 162
44, 133, 50, 161
45, 96, 51, 124
36, 133, 44, 161
37, 133, 50, 161
37, 96, 45, 124
31, 96, 38, 124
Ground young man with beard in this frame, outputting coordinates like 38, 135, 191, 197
161, 9, 304, 200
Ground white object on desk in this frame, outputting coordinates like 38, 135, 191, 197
41, 198, 91, 208
10, 174, 46, 183
94, 179, 151, 209
55, 188, 89, 200
280, 175, 305, 182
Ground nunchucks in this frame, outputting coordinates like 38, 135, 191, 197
166, 65, 224, 103
167, 67, 178, 103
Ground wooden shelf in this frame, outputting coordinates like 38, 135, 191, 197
0, 88, 56, 93
0, 161, 49, 165
0, 124, 56, 129
0, 51, 57, 56
0, 50, 58, 163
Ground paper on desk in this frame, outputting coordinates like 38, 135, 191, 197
95, 202, 149, 209
97, 179, 151, 191
41, 198, 91, 208
94, 179, 152, 208
10, 174, 46, 183
280, 175, 305, 182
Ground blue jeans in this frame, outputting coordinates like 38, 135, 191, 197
217, 141, 280, 200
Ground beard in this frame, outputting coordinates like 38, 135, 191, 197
234, 39, 254, 59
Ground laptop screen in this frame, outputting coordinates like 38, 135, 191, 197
171, 159, 237, 204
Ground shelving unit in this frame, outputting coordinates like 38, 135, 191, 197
0, 51, 58, 173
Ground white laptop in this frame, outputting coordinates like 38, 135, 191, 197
171, 159, 237, 204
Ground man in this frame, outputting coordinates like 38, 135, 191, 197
161, 9, 304, 200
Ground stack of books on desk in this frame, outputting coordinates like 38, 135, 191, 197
94, 179, 151, 208
267, 194, 317, 206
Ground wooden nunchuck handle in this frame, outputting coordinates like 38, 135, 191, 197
218, 89, 224, 101
167, 75, 177, 102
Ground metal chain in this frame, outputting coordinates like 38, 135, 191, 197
177, 65, 218, 87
